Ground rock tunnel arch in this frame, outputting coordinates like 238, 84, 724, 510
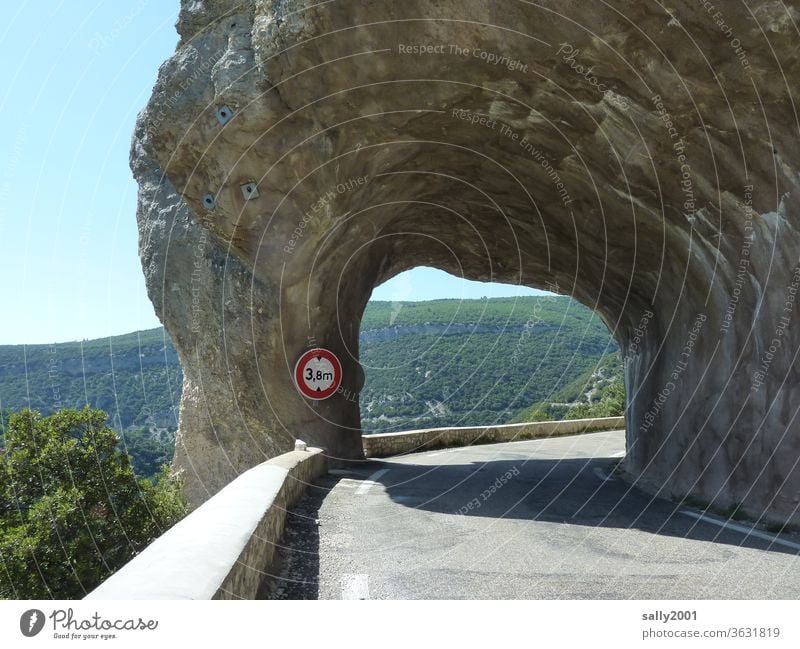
135, 1, 800, 526
354, 268, 620, 437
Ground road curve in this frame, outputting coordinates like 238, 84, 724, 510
266, 430, 800, 599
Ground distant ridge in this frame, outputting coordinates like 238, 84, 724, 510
0, 296, 618, 438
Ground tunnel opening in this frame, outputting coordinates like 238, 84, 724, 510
355, 267, 624, 437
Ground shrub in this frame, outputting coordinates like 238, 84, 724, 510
0, 407, 187, 599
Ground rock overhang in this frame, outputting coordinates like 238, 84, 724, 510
133, 0, 800, 525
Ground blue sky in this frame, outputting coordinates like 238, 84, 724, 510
370, 267, 547, 302
0, 2, 545, 345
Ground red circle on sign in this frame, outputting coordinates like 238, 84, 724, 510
294, 348, 343, 400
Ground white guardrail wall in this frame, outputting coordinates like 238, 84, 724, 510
86, 445, 326, 600
86, 417, 624, 599
362, 417, 626, 457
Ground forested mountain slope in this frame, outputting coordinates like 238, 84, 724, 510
0, 296, 622, 474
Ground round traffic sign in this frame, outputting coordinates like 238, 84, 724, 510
294, 348, 343, 400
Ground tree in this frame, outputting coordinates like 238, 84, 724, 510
567, 380, 625, 419
119, 427, 174, 480
0, 407, 187, 599
524, 407, 552, 422
0, 409, 7, 449
593, 380, 625, 417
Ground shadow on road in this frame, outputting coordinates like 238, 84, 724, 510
258, 474, 342, 599
359, 456, 800, 557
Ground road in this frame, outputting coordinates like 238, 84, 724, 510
266, 430, 800, 599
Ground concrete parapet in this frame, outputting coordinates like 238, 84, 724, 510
85, 447, 327, 600
362, 418, 625, 458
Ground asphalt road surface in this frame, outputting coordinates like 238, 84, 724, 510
265, 430, 800, 599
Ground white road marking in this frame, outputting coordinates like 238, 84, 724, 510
355, 468, 390, 495
680, 510, 800, 551
341, 573, 370, 600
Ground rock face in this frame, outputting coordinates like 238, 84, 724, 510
134, 0, 800, 522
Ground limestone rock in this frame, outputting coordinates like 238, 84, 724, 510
134, 0, 800, 525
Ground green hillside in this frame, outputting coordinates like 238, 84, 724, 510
0, 296, 623, 474
511, 351, 625, 423
0, 329, 180, 478
360, 297, 619, 432
0, 328, 181, 433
